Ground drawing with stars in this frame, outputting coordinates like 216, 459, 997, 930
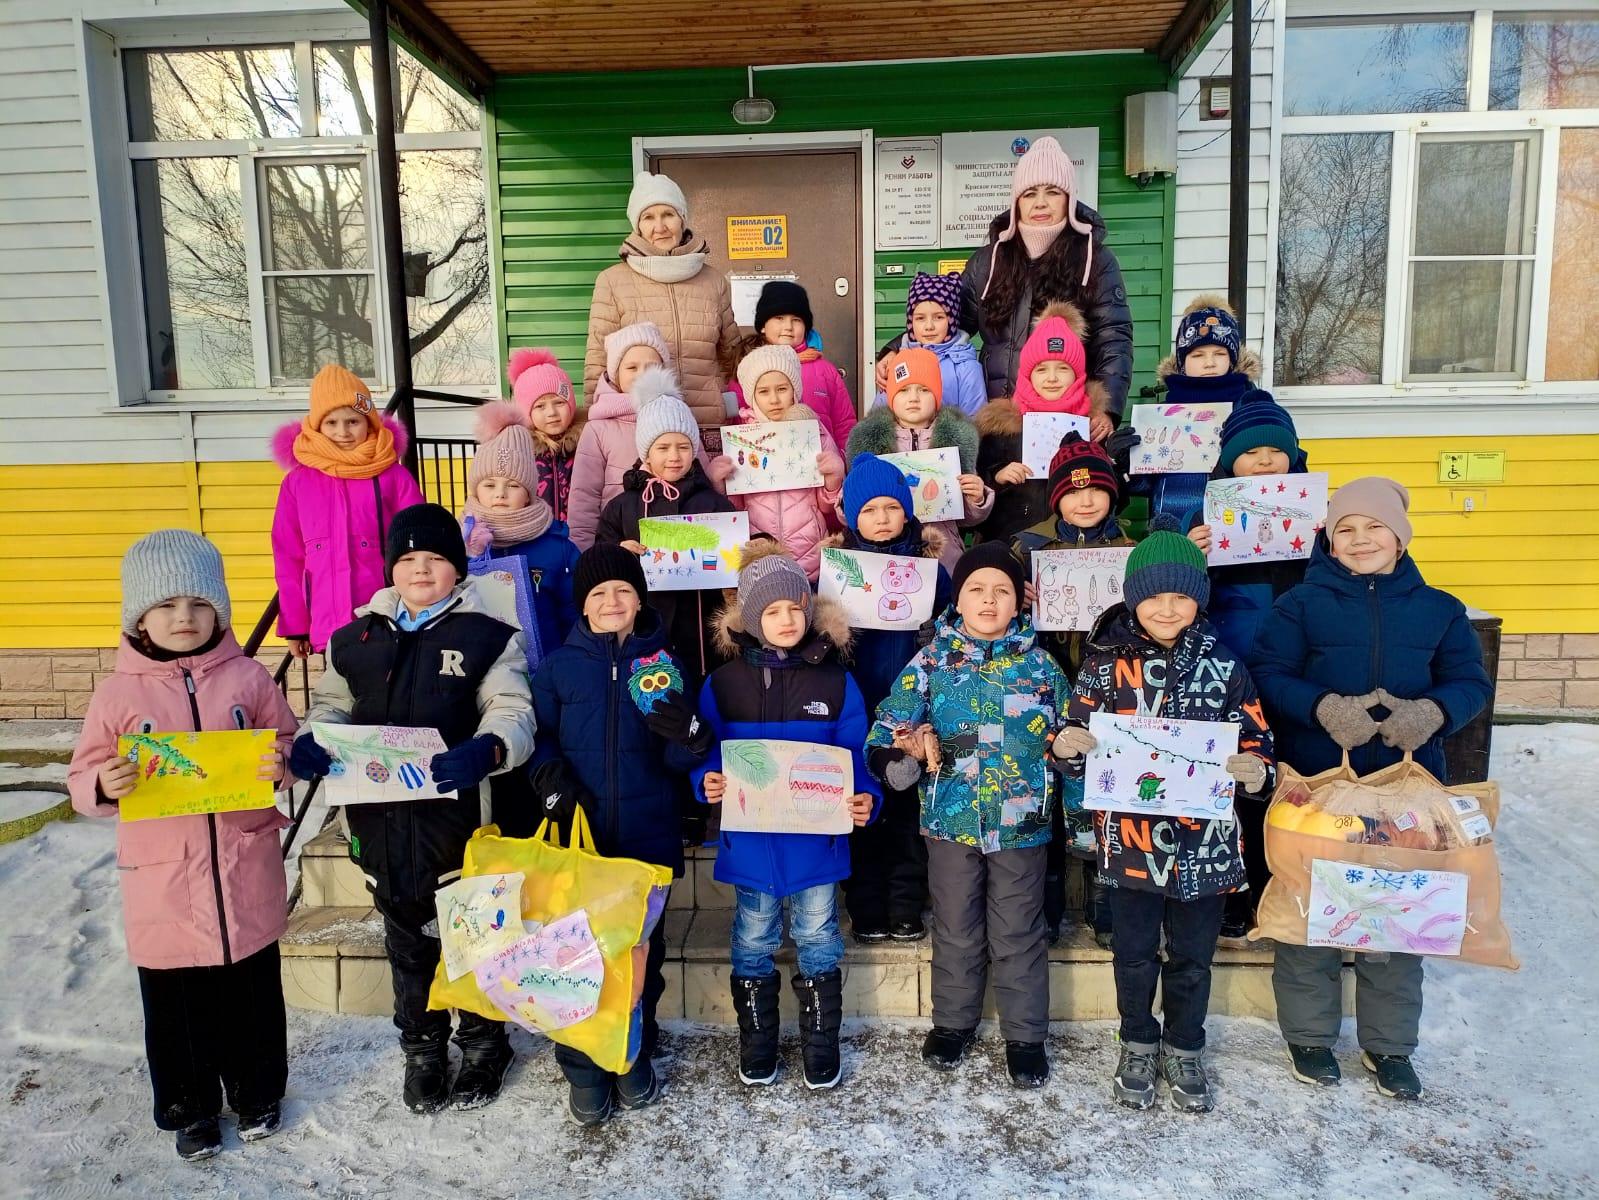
1203, 472, 1328, 567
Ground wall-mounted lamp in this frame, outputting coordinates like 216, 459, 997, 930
732, 66, 775, 125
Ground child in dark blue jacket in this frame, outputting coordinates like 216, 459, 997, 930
693, 544, 880, 1091
1250, 477, 1492, 1103
529, 545, 712, 1127
826, 455, 951, 944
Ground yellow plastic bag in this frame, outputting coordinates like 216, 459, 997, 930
428, 813, 673, 1073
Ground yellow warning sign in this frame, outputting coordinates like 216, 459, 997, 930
1438, 451, 1505, 484
936, 258, 969, 276
727, 215, 788, 260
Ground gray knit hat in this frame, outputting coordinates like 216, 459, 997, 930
632, 366, 702, 459
121, 529, 231, 635
737, 545, 812, 640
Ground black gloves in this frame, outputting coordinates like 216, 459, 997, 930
528, 759, 595, 837
645, 691, 712, 756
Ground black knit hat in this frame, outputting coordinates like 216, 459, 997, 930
754, 280, 813, 334
1048, 432, 1119, 510
952, 541, 1026, 601
385, 503, 468, 583
573, 543, 648, 612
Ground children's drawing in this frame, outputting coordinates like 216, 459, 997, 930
1029, 547, 1132, 632
1204, 472, 1329, 566
876, 446, 964, 523
720, 739, 854, 835
474, 909, 605, 1033
464, 542, 543, 674
116, 729, 279, 822
1128, 402, 1234, 475
1307, 859, 1469, 956
1083, 712, 1241, 821
819, 546, 936, 631
435, 872, 527, 981
719, 420, 824, 495
310, 722, 449, 805
626, 650, 684, 716
1021, 412, 1092, 478
636, 512, 750, 591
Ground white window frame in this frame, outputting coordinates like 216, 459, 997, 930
108, 29, 494, 406
1266, 5, 1599, 420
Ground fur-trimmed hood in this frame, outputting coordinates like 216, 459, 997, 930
972, 386, 1110, 438
533, 411, 586, 459
845, 404, 979, 473
712, 539, 853, 658
271, 413, 410, 470
1157, 346, 1262, 382
820, 523, 947, 562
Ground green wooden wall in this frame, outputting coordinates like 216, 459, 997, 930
489, 55, 1176, 402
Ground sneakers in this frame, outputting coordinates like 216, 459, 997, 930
851, 922, 890, 944
921, 1026, 977, 1070
566, 1081, 614, 1128
175, 1117, 221, 1162
1287, 1044, 1341, 1087
450, 1037, 513, 1110
236, 1102, 281, 1143
615, 1056, 662, 1111
1362, 1051, 1425, 1100
1112, 1042, 1160, 1110
730, 973, 782, 1086
401, 1032, 452, 1115
889, 919, 926, 942
792, 969, 844, 1090
1005, 1041, 1049, 1089
1161, 1047, 1214, 1113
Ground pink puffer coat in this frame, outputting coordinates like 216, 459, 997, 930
270, 416, 424, 651
68, 632, 300, 970
728, 352, 858, 448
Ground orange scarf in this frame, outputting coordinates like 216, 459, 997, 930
292, 414, 399, 480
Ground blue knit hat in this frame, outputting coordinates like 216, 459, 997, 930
1175, 300, 1241, 370
1218, 388, 1299, 475
1123, 516, 1210, 612
841, 454, 914, 531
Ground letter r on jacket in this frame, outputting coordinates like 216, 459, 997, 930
440, 649, 466, 677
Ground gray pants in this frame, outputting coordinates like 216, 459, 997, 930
1273, 944, 1424, 1056
926, 838, 1049, 1042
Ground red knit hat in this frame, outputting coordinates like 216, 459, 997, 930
1048, 432, 1119, 510
1013, 302, 1089, 416
884, 347, 942, 413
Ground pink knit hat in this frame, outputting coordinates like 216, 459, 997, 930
468, 402, 541, 493
604, 321, 673, 383
507, 347, 574, 420
991, 136, 1095, 286
1013, 302, 1090, 417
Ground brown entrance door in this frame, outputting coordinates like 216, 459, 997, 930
649, 149, 862, 412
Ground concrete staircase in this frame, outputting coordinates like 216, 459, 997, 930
282, 823, 1338, 1023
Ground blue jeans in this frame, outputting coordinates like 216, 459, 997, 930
730, 884, 844, 978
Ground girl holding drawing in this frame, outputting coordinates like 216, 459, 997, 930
68, 530, 299, 1161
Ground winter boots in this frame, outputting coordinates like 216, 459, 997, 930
449, 1033, 513, 1110
1161, 1045, 1214, 1113
730, 973, 782, 1085
175, 1117, 222, 1162
792, 969, 844, 1090
1362, 1051, 1424, 1100
1288, 1044, 1341, 1086
236, 1102, 281, 1143
921, 1026, 978, 1070
1005, 1041, 1049, 1088
401, 1030, 452, 1114
1112, 1040, 1160, 1109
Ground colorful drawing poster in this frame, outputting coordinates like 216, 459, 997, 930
436, 872, 526, 981
1083, 712, 1240, 821
1021, 412, 1091, 478
876, 446, 963, 523
719, 420, 823, 495
719, 739, 854, 835
1030, 547, 1133, 632
819, 546, 938, 631
310, 723, 449, 805
116, 730, 278, 822
637, 512, 750, 591
1204, 472, 1329, 566
1307, 860, 1468, 956
475, 909, 605, 1033
1128, 402, 1233, 475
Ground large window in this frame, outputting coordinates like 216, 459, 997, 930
124, 41, 494, 397
1275, 11, 1598, 394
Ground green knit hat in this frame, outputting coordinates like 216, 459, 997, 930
1123, 517, 1210, 610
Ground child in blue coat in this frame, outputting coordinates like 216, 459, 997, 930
529, 545, 711, 1126
693, 544, 880, 1091
826, 455, 951, 943
1250, 477, 1492, 1102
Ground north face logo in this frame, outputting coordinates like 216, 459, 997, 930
803, 700, 830, 716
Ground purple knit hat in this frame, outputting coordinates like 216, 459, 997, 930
906, 272, 962, 330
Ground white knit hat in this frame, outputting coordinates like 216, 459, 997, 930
121, 529, 231, 635
627, 171, 688, 231
736, 343, 803, 408
632, 366, 702, 458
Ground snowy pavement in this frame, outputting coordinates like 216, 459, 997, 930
3, 724, 1594, 1199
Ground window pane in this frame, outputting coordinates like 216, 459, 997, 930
314, 44, 375, 136
125, 47, 299, 141
397, 47, 480, 133
132, 158, 252, 389
1284, 19, 1469, 116
1274, 134, 1391, 387
1406, 262, 1533, 379
400, 150, 495, 385
1547, 129, 1599, 381
263, 162, 369, 271
1414, 137, 1539, 257
267, 276, 375, 384
1491, 15, 1599, 110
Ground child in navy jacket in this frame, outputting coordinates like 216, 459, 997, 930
693, 544, 880, 1091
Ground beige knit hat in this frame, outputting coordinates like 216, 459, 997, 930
737, 343, 803, 409
1326, 476, 1413, 547
468, 401, 540, 493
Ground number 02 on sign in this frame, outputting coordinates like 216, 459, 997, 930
727, 215, 788, 260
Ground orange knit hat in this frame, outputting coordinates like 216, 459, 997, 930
884, 347, 942, 413
307, 363, 379, 430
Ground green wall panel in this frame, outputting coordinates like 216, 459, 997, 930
490, 55, 1175, 406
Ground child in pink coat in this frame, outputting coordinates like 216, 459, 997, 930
709, 344, 845, 581
507, 347, 584, 525
270, 363, 424, 656
68, 531, 299, 1161
726, 280, 857, 446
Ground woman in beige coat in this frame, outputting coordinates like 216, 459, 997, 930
584, 172, 741, 429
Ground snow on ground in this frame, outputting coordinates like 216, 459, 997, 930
2, 724, 1595, 1199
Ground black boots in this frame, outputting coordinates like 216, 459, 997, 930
449, 1032, 513, 1110
401, 1030, 452, 1114
922, 1026, 978, 1070
730, 973, 782, 1085
175, 1117, 221, 1162
1005, 1041, 1049, 1088
792, 969, 844, 1090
